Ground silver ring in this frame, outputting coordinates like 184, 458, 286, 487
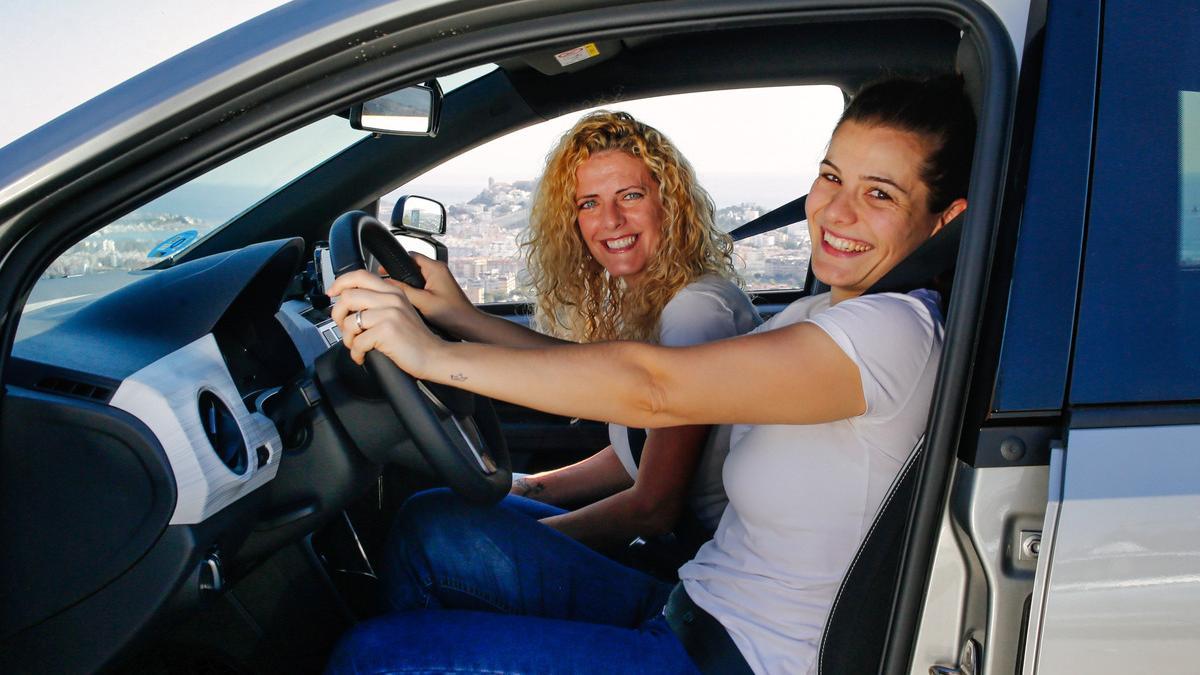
355, 309, 364, 332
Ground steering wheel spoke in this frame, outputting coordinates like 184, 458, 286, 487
446, 415, 498, 475
417, 381, 498, 475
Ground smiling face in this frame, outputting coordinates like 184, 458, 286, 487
806, 120, 967, 304
574, 150, 665, 288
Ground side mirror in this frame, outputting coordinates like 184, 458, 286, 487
391, 195, 447, 235
349, 81, 443, 136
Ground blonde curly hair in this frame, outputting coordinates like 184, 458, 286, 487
523, 110, 738, 342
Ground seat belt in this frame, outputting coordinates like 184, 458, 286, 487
863, 212, 963, 295
727, 194, 807, 242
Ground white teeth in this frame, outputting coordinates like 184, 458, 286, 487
605, 235, 637, 250
824, 231, 873, 252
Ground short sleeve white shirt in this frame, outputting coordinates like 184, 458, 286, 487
678, 289, 944, 675
608, 274, 762, 530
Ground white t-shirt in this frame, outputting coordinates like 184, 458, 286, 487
678, 289, 944, 675
608, 274, 762, 531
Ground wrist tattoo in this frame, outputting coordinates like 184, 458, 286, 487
450, 373, 467, 382
514, 477, 546, 498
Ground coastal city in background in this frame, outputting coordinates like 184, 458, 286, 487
42, 176, 812, 303
32, 83, 843, 306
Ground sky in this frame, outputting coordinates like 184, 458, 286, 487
0, 0, 291, 148
0, 1, 847, 211
403, 84, 845, 209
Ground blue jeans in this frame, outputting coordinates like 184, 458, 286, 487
325, 489, 700, 674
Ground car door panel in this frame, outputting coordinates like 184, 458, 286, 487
1020, 1, 1200, 670
1022, 425, 1200, 674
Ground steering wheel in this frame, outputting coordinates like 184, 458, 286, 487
327, 210, 511, 504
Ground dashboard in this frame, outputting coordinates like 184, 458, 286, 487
1, 226, 451, 671
10, 240, 306, 514
0, 237, 390, 671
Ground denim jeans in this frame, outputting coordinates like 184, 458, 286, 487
325, 489, 700, 674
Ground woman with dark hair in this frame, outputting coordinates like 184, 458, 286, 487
327, 74, 974, 674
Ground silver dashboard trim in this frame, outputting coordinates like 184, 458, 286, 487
109, 334, 281, 525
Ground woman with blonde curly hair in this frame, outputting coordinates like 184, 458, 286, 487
525, 110, 742, 345
337, 110, 759, 581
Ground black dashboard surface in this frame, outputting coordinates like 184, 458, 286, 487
11, 238, 305, 385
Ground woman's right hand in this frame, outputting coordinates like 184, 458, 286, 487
328, 275, 445, 377
337, 252, 558, 349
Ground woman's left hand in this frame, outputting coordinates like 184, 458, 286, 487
330, 278, 443, 377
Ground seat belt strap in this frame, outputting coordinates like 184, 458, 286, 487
728, 194, 807, 242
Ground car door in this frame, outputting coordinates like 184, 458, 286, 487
907, 1, 1094, 671
1021, 1, 1200, 672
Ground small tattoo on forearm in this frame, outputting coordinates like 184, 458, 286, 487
450, 373, 467, 382
513, 477, 546, 498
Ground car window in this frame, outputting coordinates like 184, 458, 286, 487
438, 64, 498, 92
380, 85, 843, 303
1071, 0, 1200, 403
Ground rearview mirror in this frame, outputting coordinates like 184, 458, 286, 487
349, 81, 442, 136
391, 195, 447, 235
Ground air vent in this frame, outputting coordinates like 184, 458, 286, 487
37, 376, 113, 402
198, 391, 248, 475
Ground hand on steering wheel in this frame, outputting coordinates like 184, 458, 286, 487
391, 252, 480, 331
326, 210, 511, 504
329, 270, 438, 373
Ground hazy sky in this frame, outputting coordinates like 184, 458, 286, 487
0, 1, 848, 210
403, 84, 845, 209
0, 0, 291, 148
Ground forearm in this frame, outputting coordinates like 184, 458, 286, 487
421, 339, 672, 428
417, 323, 866, 428
541, 423, 708, 551
541, 488, 682, 552
511, 445, 632, 507
445, 307, 567, 348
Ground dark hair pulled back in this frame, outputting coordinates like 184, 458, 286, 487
838, 74, 976, 213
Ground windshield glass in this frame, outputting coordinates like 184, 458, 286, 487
20, 115, 368, 338
20, 64, 499, 340
50, 116, 366, 279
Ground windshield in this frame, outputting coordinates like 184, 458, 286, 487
49, 116, 366, 279
19, 115, 368, 339
19, 65, 499, 340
